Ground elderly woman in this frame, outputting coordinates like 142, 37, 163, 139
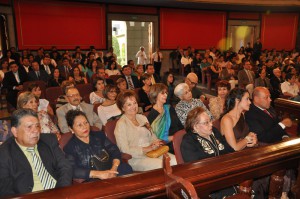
209, 80, 230, 120
175, 83, 213, 126
89, 77, 106, 105
97, 85, 122, 125
17, 92, 60, 138
63, 110, 132, 181
147, 83, 183, 153
114, 90, 177, 171
220, 88, 257, 151
181, 106, 236, 199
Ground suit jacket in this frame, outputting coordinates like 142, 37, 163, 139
0, 134, 72, 196
254, 77, 272, 90
40, 64, 55, 75
245, 104, 288, 143
56, 102, 102, 133
123, 75, 141, 89
270, 76, 283, 98
238, 69, 255, 88
58, 65, 72, 80
28, 70, 49, 83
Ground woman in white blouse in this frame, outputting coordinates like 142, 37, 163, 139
97, 85, 122, 125
89, 77, 106, 105
114, 90, 177, 171
105, 61, 121, 77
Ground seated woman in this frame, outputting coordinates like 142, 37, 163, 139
17, 92, 60, 139
105, 61, 121, 77
134, 64, 144, 81
147, 83, 183, 153
115, 90, 177, 171
220, 88, 257, 151
138, 73, 152, 112
69, 66, 88, 85
116, 78, 127, 93
209, 80, 230, 120
56, 80, 75, 110
175, 83, 213, 126
97, 85, 122, 126
162, 72, 178, 105
48, 68, 65, 87
63, 110, 132, 181
89, 77, 106, 105
28, 82, 54, 117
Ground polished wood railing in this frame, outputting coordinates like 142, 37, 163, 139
8, 138, 300, 199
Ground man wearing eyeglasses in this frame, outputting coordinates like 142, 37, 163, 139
185, 72, 206, 101
56, 87, 102, 133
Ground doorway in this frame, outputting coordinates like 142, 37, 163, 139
227, 20, 260, 52
108, 14, 158, 66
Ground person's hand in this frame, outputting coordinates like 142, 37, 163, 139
90, 170, 118, 180
281, 118, 293, 128
245, 132, 257, 147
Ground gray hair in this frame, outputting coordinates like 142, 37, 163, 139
11, 108, 38, 127
174, 83, 189, 98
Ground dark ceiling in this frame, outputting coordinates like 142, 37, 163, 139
68, 0, 300, 12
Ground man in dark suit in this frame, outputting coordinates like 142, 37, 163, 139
40, 56, 54, 76
28, 61, 49, 83
245, 87, 292, 144
2, 61, 28, 108
238, 60, 255, 98
20, 57, 32, 74
91, 67, 114, 86
145, 64, 161, 84
58, 58, 72, 80
270, 68, 284, 99
0, 109, 72, 196
121, 65, 140, 89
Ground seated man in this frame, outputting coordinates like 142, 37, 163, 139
56, 87, 102, 133
185, 72, 205, 101
270, 68, 284, 100
0, 109, 72, 196
281, 73, 300, 102
245, 87, 292, 144
238, 61, 255, 98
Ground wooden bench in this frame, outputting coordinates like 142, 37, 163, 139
9, 138, 300, 199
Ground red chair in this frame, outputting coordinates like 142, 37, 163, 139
58, 132, 73, 150
45, 86, 63, 110
23, 80, 47, 99
109, 75, 122, 84
75, 84, 93, 99
172, 129, 187, 165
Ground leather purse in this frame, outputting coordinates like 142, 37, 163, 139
89, 149, 112, 171
146, 145, 169, 158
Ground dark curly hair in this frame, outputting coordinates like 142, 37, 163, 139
66, 109, 89, 128
222, 88, 248, 117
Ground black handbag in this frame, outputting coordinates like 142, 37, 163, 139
89, 148, 112, 171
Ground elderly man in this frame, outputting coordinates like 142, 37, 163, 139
56, 87, 102, 133
185, 72, 205, 101
0, 109, 72, 196
238, 61, 255, 98
245, 87, 292, 144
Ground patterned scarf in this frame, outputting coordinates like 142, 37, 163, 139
151, 104, 171, 142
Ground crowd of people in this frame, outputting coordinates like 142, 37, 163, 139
0, 43, 299, 198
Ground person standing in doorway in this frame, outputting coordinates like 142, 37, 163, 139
136, 46, 147, 69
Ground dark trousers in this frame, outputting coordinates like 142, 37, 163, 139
154, 61, 162, 76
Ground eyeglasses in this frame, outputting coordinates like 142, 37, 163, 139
161, 91, 168, 95
188, 78, 197, 85
197, 119, 212, 126
74, 121, 89, 129
67, 93, 80, 98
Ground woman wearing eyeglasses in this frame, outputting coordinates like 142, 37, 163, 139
181, 106, 236, 199
147, 83, 183, 153
63, 110, 132, 181
97, 85, 122, 126
174, 83, 213, 126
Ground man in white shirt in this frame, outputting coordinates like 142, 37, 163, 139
151, 48, 163, 76
136, 46, 147, 67
281, 73, 300, 101
181, 50, 193, 75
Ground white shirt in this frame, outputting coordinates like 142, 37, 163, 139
281, 81, 299, 97
97, 103, 121, 125
181, 56, 193, 66
136, 50, 147, 65
105, 69, 121, 77
152, 52, 163, 62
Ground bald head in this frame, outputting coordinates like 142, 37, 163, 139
185, 73, 198, 89
253, 87, 272, 109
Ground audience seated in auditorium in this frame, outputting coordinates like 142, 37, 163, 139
69, 66, 87, 85
2, 61, 28, 108
63, 110, 132, 181
220, 88, 257, 151
147, 83, 183, 153
281, 73, 300, 101
138, 73, 152, 112
0, 109, 72, 196
89, 77, 106, 105
97, 85, 122, 126
180, 107, 236, 198
17, 92, 60, 138
209, 80, 230, 120
121, 65, 140, 90
245, 87, 291, 144
145, 64, 161, 84
114, 90, 177, 171
175, 83, 212, 126
56, 87, 102, 133
237, 61, 255, 98
48, 68, 65, 87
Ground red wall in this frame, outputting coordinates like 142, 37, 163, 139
261, 13, 298, 50
108, 5, 157, 14
14, 0, 106, 50
160, 8, 226, 50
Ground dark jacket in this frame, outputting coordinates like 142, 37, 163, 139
0, 134, 72, 196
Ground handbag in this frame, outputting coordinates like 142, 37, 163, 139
146, 145, 169, 158
89, 148, 112, 171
